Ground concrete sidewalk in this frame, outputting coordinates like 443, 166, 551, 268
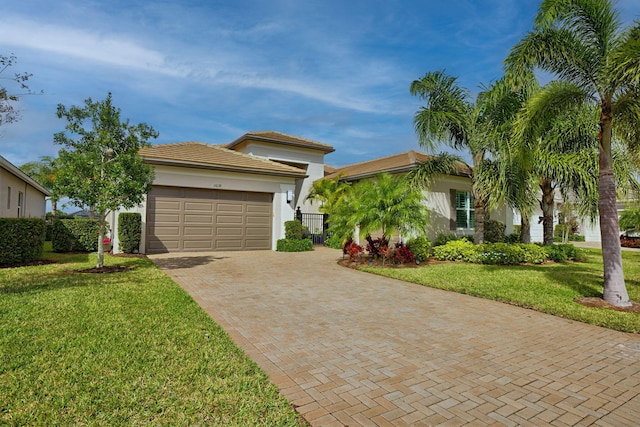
150, 247, 640, 426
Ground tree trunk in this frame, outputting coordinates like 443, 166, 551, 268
472, 151, 485, 244
97, 212, 105, 268
540, 179, 555, 245
51, 199, 58, 222
520, 214, 531, 244
599, 113, 630, 307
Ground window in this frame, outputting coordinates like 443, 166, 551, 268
455, 191, 474, 229
6, 186, 11, 210
17, 191, 24, 218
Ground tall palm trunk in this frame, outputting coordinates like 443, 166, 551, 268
520, 215, 531, 244
540, 179, 555, 245
599, 114, 630, 306
472, 151, 485, 244
51, 198, 58, 222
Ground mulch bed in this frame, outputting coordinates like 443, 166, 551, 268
63, 265, 134, 274
574, 297, 640, 313
337, 257, 423, 269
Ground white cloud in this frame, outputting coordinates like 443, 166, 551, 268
0, 17, 188, 77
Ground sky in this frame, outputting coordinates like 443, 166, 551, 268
2, 0, 640, 170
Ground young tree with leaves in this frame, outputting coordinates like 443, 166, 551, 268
54, 93, 157, 268
505, 0, 640, 306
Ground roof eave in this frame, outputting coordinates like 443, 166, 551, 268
0, 155, 52, 196
227, 134, 335, 154
143, 157, 308, 179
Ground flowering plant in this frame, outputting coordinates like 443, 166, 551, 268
103, 237, 111, 244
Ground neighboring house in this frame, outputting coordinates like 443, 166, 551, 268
110, 131, 334, 254
324, 150, 515, 243
0, 155, 50, 219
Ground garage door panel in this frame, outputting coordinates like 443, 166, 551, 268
245, 227, 270, 237
146, 186, 272, 253
246, 204, 271, 214
216, 215, 243, 224
148, 239, 180, 251
150, 213, 181, 223
184, 202, 214, 212
183, 226, 213, 236
216, 227, 243, 237
183, 240, 215, 250
246, 215, 270, 225
217, 203, 243, 213
245, 239, 271, 250
184, 214, 214, 224
149, 226, 180, 236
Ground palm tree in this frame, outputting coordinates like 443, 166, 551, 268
19, 156, 61, 221
327, 173, 430, 243
410, 71, 497, 244
305, 176, 349, 214
505, 0, 640, 306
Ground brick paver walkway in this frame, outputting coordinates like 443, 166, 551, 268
150, 247, 640, 426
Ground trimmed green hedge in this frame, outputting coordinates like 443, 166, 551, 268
52, 219, 101, 252
276, 238, 313, 252
0, 218, 46, 265
118, 212, 142, 253
433, 239, 582, 265
484, 220, 506, 243
284, 220, 303, 240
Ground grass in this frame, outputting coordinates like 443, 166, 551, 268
361, 248, 640, 333
0, 243, 306, 426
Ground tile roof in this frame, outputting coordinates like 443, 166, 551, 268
139, 142, 308, 177
226, 131, 335, 153
324, 150, 472, 181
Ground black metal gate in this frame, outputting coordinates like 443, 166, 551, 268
296, 208, 328, 245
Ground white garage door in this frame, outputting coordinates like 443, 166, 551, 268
146, 186, 272, 253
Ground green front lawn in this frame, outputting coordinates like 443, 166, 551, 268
0, 244, 306, 426
362, 248, 640, 333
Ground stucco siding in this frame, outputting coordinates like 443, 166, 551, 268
0, 168, 47, 218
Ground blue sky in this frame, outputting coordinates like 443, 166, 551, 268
2, 0, 640, 169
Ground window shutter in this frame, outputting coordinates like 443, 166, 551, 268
449, 189, 457, 230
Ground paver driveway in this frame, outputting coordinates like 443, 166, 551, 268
150, 247, 640, 426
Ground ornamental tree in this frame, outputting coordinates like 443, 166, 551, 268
54, 93, 157, 267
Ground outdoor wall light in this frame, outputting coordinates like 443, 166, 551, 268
286, 190, 293, 203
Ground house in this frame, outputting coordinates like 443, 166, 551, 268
109, 131, 334, 254
0, 155, 50, 218
324, 150, 514, 243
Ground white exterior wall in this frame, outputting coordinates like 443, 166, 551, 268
0, 168, 47, 218
232, 142, 326, 214
424, 175, 513, 242
112, 164, 297, 254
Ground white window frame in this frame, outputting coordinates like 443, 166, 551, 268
455, 191, 474, 229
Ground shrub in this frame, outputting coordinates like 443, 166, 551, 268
544, 244, 585, 263
433, 238, 477, 262
344, 242, 364, 261
520, 244, 547, 264
434, 233, 459, 247
284, 220, 303, 240
620, 235, 640, 248
324, 233, 343, 249
484, 220, 506, 243
406, 237, 432, 262
276, 238, 313, 252
118, 212, 142, 253
394, 242, 415, 264
365, 235, 389, 258
52, 219, 101, 252
504, 233, 520, 244
475, 242, 525, 265
0, 218, 46, 265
